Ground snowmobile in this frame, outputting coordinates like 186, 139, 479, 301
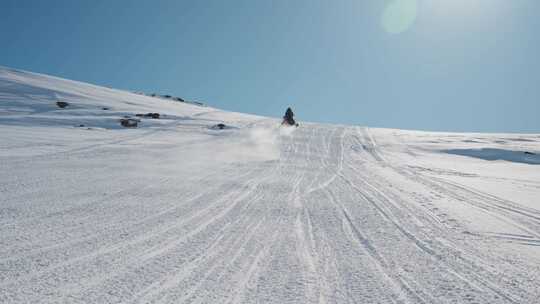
281, 107, 299, 127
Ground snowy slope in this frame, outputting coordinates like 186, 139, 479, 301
1, 66, 539, 304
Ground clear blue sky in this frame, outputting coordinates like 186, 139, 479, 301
1, 0, 539, 132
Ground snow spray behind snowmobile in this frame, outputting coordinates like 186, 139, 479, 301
282, 107, 299, 127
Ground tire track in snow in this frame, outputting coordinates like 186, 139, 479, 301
0, 162, 272, 299
352, 127, 528, 303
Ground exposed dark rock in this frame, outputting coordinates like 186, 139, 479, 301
135, 113, 160, 119
211, 123, 227, 130
102, 107, 110, 110
524, 151, 536, 155
120, 118, 139, 128
56, 101, 69, 108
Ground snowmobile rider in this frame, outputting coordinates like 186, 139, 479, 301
283, 107, 297, 126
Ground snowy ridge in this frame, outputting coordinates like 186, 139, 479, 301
0, 65, 259, 129
1, 66, 539, 303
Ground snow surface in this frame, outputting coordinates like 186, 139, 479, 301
1, 66, 539, 303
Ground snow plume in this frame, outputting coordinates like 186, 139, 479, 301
170, 125, 285, 171
211, 125, 297, 164
240, 125, 297, 161
169, 124, 297, 169
279, 125, 297, 137
233, 126, 280, 162
191, 126, 281, 166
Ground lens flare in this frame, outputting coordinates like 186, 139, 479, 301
381, 0, 418, 34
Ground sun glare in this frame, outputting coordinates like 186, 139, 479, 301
381, 0, 418, 34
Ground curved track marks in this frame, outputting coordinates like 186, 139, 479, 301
2, 123, 539, 303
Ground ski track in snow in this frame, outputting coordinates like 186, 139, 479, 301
1, 67, 540, 303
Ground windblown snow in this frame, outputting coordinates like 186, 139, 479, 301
1, 66, 539, 303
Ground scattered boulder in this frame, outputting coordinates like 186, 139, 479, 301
56, 101, 69, 108
79, 124, 85, 127
120, 118, 139, 128
102, 107, 110, 110
211, 123, 227, 130
173, 97, 185, 102
135, 113, 160, 119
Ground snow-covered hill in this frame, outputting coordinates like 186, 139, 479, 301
1, 66, 539, 304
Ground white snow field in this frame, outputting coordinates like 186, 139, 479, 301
1, 66, 539, 304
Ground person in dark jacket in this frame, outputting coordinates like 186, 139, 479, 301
282, 107, 297, 126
